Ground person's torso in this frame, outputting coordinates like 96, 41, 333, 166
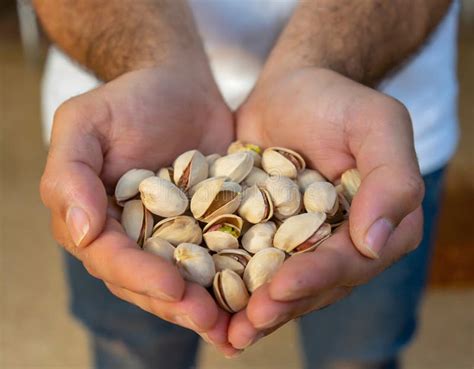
41, 0, 460, 174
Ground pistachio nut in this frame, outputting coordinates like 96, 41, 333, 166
264, 176, 301, 220
209, 152, 254, 183
341, 168, 361, 203
213, 269, 249, 313
188, 176, 213, 197
273, 212, 331, 254
173, 150, 208, 191
115, 169, 155, 205
206, 153, 221, 166
296, 169, 326, 192
143, 236, 175, 263
139, 176, 189, 217
238, 185, 273, 224
261, 147, 305, 178
157, 167, 174, 182
190, 176, 241, 222
121, 199, 154, 246
152, 215, 202, 246
227, 140, 263, 167
212, 249, 251, 276
203, 214, 243, 251
336, 183, 351, 215
243, 248, 286, 293
174, 243, 216, 287
304, 181, 340, 218
241, 221, 277, 254
242, 167, 269, 188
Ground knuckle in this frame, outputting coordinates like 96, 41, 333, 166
402, 173, 425, 207
372, 95, 412, 128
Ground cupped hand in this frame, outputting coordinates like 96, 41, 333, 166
229, 68, 425, 349
40, 65, 239, 356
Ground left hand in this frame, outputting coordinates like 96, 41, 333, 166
228, 68, 425, 349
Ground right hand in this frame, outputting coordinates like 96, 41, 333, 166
40, 64, 239, 356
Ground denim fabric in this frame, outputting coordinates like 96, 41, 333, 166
63, 168, 445, 369
299, 167, 445, 369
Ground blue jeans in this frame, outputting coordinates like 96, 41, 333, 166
63, 168, 445, 369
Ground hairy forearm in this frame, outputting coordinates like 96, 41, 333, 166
263, 0, 453, 85
33, 0, 206, 81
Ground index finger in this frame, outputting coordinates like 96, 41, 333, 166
76, 217, 186, 302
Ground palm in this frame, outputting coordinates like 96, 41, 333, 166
236, 68, 388, 181
85, 67, 234, 191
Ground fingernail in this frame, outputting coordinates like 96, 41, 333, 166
364, 218, 394, 258
174, 314, 202, 332
242, 332, 265, 348
66, 207, 90, 247
225, 350, 243, 359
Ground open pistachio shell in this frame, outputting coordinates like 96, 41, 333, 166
121, 199, 154, 246
190, 177, 241, 222
238, 185, 273, 224
273, 212, 329, 254
157, 167, 174, 182
227, 141, 263, 168
173, 150, 208, 191
152, 216, 202, 246
264, 176, 301, 220
209, 152, 254, 183
341, 168, 361, 203
304, 181, 338, 215
336, 184, 351, 215
212, 249, 251, 276
241, 221, 277, 254
213, 270, 249, 313
292, 223, 332, 254
139, 177, 189, 217
115, 169, 154, 205
242, 167, 269, 188
143, 237, 175, 263
203, 214, 243, 252
297, 169, 326, 192
174, 243, 216, 287
261, 147, 305, 178
243, 248, 286, 293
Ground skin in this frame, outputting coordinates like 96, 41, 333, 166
35, 0, 452, 356
35, 0, 238, 357
229, 0, 452, 350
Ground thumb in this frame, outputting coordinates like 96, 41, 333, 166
348, 100, 425, 259
40, 97, 108, 249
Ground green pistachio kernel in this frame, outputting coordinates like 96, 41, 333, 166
245, 144, 262, 155
219, 225, 239, 238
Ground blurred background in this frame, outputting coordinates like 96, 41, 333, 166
1, 1, 473, 368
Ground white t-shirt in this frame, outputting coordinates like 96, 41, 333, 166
41, 0, 460, 175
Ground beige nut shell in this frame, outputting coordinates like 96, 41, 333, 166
174, 243, 216, 287
213, 269, 249, 313
238, 185, 273, 224
139, 177, 188, 217
243, 248, 285, 293
261, 147, 305, 178
115, 169, 154, 205
273, 212, 326, 253
203, 214, 243, 252
152, 216, 202, 246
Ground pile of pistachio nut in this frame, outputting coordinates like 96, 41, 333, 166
115, 141, 361, 313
